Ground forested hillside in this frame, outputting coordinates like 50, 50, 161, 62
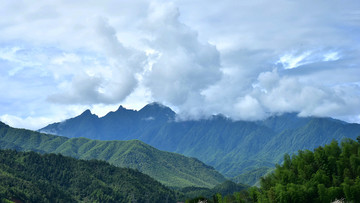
0, 121, 225, 188
183, 138, 360, 203
252, 138, 360, 202
0, 149, 176, 203
40, 103, 360, 179
232, 167, 272, 186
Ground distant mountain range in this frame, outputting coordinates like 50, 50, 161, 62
0, 121, 225, 188
39, 102, 360, 180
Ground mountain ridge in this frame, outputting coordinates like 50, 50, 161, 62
39, 103, 360, 179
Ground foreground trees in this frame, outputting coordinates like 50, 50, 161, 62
252, 138, 360, 203
0, 149, 175, 202
186, 137, 360, 203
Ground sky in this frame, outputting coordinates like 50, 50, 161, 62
1, 0, 360, 130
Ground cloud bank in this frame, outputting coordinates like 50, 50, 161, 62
0, 0, 360, 129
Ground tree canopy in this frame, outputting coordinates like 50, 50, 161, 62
252, 138, 360, 203
0, 149, 176, 203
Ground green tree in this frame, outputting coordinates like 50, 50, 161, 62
256, 138, 360, 202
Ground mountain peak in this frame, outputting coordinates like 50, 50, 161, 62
114, 105, 138, 114
0, 121, 9, 127
81, 109, 92, 115
139, 102, 175, 121
116, 105, 126, 111
78, 109, 98, 119
142, 102, 172, 110
148, 102, 166, 107
140, 102, 174, 112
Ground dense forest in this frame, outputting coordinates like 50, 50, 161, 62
0, 149, 176, 203
180, 180, 248, 201
0, 148, 251, 203
252, 138, 360, 202
2, 136, 360, 202
0, 121, 226, 188
186, 137, 360, 203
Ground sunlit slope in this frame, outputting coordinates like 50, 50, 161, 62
0, 121, 226, 188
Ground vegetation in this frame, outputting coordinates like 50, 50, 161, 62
180, 180, 248, 200
0, 121, 226, 188
183, 137, 360, 202
4, 103, 360, 202
184, 190, 252, 203
232, 167, 272, 186
0, 149, 175, 202
251, 138, 360, 202
40, 103, 360, 180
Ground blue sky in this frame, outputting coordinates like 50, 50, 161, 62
1, 0, 360, 130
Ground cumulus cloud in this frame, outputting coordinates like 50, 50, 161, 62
142, 2, 222, 117
1, 0, 360, 129
234, 95, 265, 121
252, 70, 360, 120
48, 18, 147, 104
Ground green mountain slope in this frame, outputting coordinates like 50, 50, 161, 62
232, 167, 272, 186
0, 149, 176, 203
39, 104, 360, 179
256, 117, 360, 162
253, 138, 360, 202
0, 122, 226, 188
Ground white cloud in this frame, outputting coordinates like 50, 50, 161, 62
0, 103, 87, 130
0, 114, 53, 130
254, 70, 360, 120
277, 51, 312, 70
47, 18, 147, 104
142, 2, 222, 114
323, 52, 340, 62
0, 0, 360, 129
234, 96, 265, 120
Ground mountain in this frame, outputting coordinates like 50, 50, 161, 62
0, 122, 226, 188
231, 167, 272, 186
40, 102, 176, 141
0, 149, 176, 203
39, 103, 360, 178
